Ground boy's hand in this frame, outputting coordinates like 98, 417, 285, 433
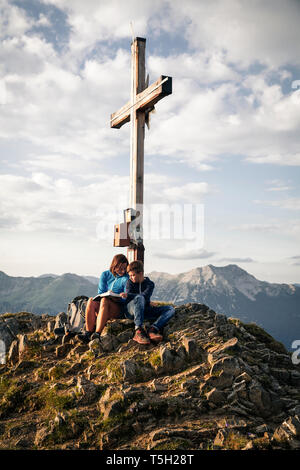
120, 292, 128, 298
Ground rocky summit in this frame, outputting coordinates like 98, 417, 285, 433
0, 303, 300, 451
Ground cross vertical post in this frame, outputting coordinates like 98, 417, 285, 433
129, 37, 146, 264
111, 36, 172, 267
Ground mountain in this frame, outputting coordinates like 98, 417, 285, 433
0, 271, 97, 315
1, 306, 300, 450
0, 265, 299, 349
148, 264, 300, 350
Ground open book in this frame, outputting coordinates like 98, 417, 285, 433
93, 290, 122, 302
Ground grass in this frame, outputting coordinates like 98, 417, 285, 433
0, 378, 32, 417
223, 431, 250, 450
104, 357, 123, 382
148, 350, 161, 368
32, 386, 76, 415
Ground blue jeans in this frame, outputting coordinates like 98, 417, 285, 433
125, 295, 175, 331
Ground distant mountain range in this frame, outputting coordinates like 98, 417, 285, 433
0, 271, 98, 316
148, 264, 300, 350
0, 265, 299, 349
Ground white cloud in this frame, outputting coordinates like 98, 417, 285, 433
163, 182, 213, 203
0, 0, 33, 39
173, 0, 300, 68
0, 172, 129, 236
218, 257, 255, 263
254, 198, 300, 211
265, 179, 293, 192
154, 247, 215, 260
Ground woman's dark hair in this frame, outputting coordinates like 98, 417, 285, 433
110, 254, 129, 275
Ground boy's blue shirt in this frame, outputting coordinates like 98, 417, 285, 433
125, 276, 155, 306
98, 270, 129, 302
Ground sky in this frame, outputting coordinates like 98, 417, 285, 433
0, 0, 300, 284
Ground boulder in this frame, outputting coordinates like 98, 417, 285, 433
210, 356, 241, 377
76, 375, 98, 403
8, 340, 19, 365
182, 336, 203, 360
0, 322, 15, 351
205, 387, 227, 405
100, 333, 119, 352
248, 380, 272, 416
18, 334, 29, 358
160, 345, 184, 372
273, 415, 300, 442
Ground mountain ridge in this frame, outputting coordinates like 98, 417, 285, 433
0, 265, 299, 349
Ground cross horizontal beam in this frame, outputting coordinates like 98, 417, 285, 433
110, 75, 172, 129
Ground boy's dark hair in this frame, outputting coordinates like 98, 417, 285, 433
110, 254, 129, 275
127, 260, 144, 274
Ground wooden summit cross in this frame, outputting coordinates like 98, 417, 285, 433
111, 37, 172, 265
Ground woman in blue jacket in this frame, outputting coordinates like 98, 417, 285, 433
78, 253, 129, 343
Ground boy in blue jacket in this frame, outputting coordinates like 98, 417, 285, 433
121, 260, 175, 345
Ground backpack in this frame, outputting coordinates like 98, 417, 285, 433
65, 295, 89, 334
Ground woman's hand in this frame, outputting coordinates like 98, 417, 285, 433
120, 292, 128, 299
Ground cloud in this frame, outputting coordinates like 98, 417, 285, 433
153, 247, 215, 260
254, 198, 300, 211
265, 179, 293, 192
1, 0, 300, 175
163, 182, 213, 203
0, 0, 33, 39
218, 257, 255, 263
175, 0, 300, 68
0, 172, 129, 236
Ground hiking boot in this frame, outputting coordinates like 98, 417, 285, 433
133, 327, 150, 345
148, 326, 163, 343
77, 331, 93, 344
90, 332, 101, 341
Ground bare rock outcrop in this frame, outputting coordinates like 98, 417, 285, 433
0, 303, 299, 451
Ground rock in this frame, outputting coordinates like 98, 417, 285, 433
98, 388, 125, 419
182, 336, 202, 360
242, 441, 254, 450
119, 360, 152, 383
214, 429, 228, 447
205, 387, 227, 405
89, 338, 103, 356
208, 337, 239, 358
35, 426, 52, 446
76, 375, 98, 403
18, 334, 29, 358
117, 329, 133, 343
270, 367, 290, 383
100, 333, 119, 352
160, 345, 184, 372
55, 343, 73, 358
273, 415, 300, 442
54, 412, 66, 426
150, 379, 168, 392
234, 372, 252, 384
0, 322, 15, 350
47, 318, 56, 333
8, 340, 19, 365
290, 371, 300, 387
120, 360, 137, 383
210, 356, 241, 377
248, 380, 272, 416
54, 312, 68, 331
255, 424, 270, 435
202, 371, 233, 390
